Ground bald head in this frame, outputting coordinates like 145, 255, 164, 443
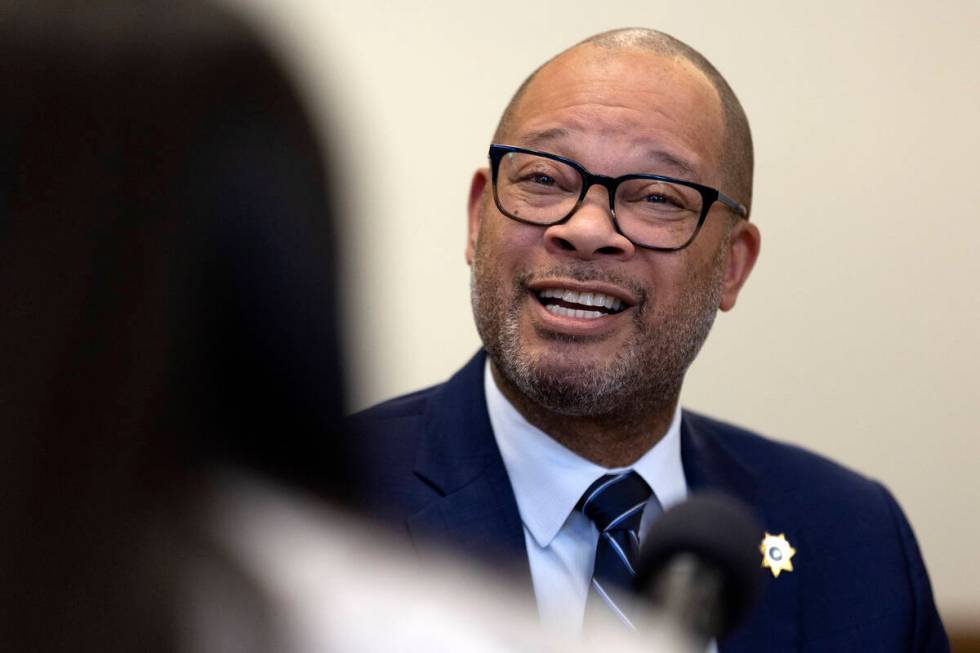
493, 28, 754, 214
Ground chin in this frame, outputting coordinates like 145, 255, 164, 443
498, 343, 638, 416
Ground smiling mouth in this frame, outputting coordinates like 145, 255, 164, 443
535, 288, 628, 320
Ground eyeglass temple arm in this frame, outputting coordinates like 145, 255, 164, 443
718, 191, 748, 219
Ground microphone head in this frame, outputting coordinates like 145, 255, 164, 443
636, 492, 764, 638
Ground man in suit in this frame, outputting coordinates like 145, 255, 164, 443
355, 28, 948, 651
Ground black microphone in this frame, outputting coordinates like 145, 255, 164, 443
635, 493, 764, 649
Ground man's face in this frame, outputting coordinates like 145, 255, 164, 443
467, 47, 759, 418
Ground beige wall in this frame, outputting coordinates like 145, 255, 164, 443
231, 0, 979, 627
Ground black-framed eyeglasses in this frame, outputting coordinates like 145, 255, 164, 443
488, 144, 748, 252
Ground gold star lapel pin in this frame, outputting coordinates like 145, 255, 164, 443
760, 532, 796, 578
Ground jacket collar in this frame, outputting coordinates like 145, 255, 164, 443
407, 351, 532, 589
413, 351, 499, 494
680, 411, 757, 502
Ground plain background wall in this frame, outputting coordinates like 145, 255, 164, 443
230, 0, 978, 628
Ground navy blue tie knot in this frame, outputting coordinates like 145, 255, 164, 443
578, 471, 652, 533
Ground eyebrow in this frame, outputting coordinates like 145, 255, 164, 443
521, 128, 570, 149
646, 150, 698, 181
514, 129, 701, 181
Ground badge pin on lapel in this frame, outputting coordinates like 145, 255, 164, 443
760, 532, 796, 578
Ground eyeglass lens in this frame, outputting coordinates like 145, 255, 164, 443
496, 151, 704, 249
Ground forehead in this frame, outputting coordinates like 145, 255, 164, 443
505, 46, 725, 182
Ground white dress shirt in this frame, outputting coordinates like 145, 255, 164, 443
484, 362, 689, 632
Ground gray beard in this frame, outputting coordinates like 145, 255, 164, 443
470, 255, 725, 420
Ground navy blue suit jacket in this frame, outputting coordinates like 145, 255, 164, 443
353, 352, 948, 652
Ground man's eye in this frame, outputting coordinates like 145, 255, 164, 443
644, 192, 685, 208
520, 172, 556, 186
630, 184, 691, 210
514, 169, 574, 193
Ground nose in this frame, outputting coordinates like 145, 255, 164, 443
542, 186, 636, 261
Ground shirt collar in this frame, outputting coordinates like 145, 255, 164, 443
484, 361, 688, 549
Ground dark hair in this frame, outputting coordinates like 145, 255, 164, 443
0, 2, 348, 650
493, 28, 754, 214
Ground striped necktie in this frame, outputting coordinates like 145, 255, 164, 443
578, 471, 659, 630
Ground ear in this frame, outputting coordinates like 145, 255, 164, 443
719, 220, 761, 312
465, 168, 490, 265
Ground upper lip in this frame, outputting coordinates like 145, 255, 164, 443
526, 278, 638, 308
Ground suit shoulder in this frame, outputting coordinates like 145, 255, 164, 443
347, 385, 444, 466
683, 410, 881, 498
684, 412, 948, 648
351, 383, 443, 423
345, 384, 448, 514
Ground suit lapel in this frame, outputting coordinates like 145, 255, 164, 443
398, 369, 803, 643
406, 352, 533, 592
681, 412, 800, 652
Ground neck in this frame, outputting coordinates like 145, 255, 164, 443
489, 362, 679, 468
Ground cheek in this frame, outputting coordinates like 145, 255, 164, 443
677, 220, 730, 278
475, 215, 541, 272
473, 224, 519, 301
634, 247, 721, 315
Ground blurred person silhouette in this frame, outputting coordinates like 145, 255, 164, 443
0, 2, 350, 651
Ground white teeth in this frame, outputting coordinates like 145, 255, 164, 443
538, 287, 625, 311
546, 304, 604, 319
